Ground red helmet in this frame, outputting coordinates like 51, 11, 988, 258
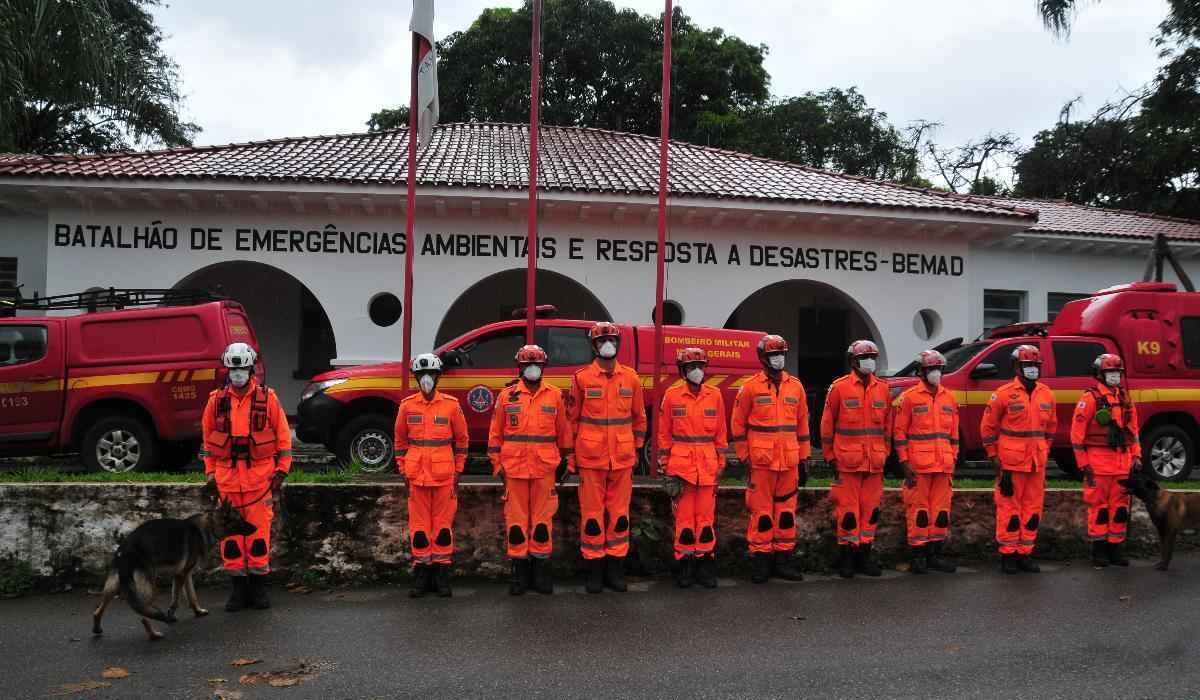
917, 349, 947, 369
1011, 344, 1042, 365
515, 344, 548, 365
847, 340, 879, 359
757, 334, 789, 357
676, 347, 708, 367
588, 322, 620, 342
1093, 353, 1124, 373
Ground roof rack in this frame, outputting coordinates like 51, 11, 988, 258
979, 321, 1051, 340
0, 287, 226, 314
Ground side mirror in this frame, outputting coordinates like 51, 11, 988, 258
439, 349, 463, 368
970, 362, 998, 380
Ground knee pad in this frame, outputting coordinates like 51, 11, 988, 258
435, 528, 452, 547
916, 510, 929, 528
223, 540, 241, 559
249, 539, 268, 557
699, 526, 715, 543
1025, 514, 1040, 532
1114, 507, 1128, 524
532, 523, 550, 543
412, 531, 430, 549
1095, 508, 1109, 525
1006, 515, 1020, 533
584, 519, 603, 536
679, 528, 696, 545
778, 511, 795, 530
935, 511, 950, 528
869, 508, 880, 525
757, 515, 774, 533
614, 516, 629, 533
508, 525, 526, 545
840, 512, 857, 531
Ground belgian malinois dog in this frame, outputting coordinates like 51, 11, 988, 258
1120, 474, 1200, 571
92, 499, 256, 640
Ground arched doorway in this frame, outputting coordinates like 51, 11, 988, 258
174, 261, 336, 411
435, 268, 612, 346
725, 280, 883, 448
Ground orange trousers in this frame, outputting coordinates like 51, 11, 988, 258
831, 471, 883, 545
1083, 474, 1131, 544
220, 487, 274, 575
409, 484, 457, 566
902, 473, 953, 546
504, 475, 559, 559
994, 470, 1045, 555
672, 483, 717, 560
578, 468, 633, 560
746, 467, 799, 554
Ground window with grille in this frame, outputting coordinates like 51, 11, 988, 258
983, 289, 1025, 331
1048, 292, 1090, 321
0, 258, 15, 290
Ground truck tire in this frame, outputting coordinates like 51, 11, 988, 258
82, 415, 158, 474
160, 439, 201, 471
1050, 448, 1083, 481
1143, 424, 1195, 482
336, 414, 395, 473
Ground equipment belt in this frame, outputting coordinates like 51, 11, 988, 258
671, 435, 715, 443
579, 416, 634, 426
410, 438, 453, 447
999, 429, 1048, 438
834, 427, 886, 437
747, 423, 797, 432
906, 432, 953, 441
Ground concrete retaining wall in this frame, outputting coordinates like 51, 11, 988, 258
0, 483, 1182, 585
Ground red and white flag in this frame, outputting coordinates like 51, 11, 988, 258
410, 0, 439, 149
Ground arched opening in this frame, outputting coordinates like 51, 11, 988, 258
725, 280, 883, 448
435, 268, 612, 347
174, 261, 336, 411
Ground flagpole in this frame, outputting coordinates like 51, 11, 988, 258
401, 32, 419, 398
525, 0, 543, 345
651, 0, 673, 478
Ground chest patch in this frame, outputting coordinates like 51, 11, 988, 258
1010, 403, 1026, 413
754, 396, 772, 405
873, 400, 886, 409
1039, 402, 1052, 411
704, 408, 718, 417
433, 416, 449, 425
585, 388, 603, 399
913, 405, 930, 414
618, 387, 634, 398
407, 414, 423, 424
784, 396, 799, 405
504, 404, 522, 414
844, 398, 861, 408
672, 407, 687, 417
941, 404, 955, 413
540, 405, 557, 414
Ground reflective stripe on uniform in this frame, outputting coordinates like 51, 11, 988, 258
579, 416, 634, 426
671, 435, 715, 443
747, 423, 798, 432
410, 438, 453, 447
1000, 429, 1049, 438
834, 427, 887, 437
503, 434, 558, 443
907, 432, 953, 441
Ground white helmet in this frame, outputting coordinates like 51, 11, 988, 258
222, 342, 257, 369
411, 353, 443, 373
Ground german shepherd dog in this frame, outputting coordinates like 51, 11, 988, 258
1120, 473, 1200, 571
92, 499, 256, 640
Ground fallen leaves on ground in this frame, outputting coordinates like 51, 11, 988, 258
285, 583, 312, 594
207, 678, 227, 685
229, 658, 261, 667
237, 659, 332, 689
945, 644, 962, 653
1119, 595, 1132, 603
789, 615, 807, 621
46, 680, 111, 696
212, 689, 243, 700
101, 667, 129, 679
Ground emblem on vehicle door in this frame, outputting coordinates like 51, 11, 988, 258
467, 385, 494, 413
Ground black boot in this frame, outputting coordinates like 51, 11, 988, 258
1091, 541, 1110, 568
509, 559, 529, 596
751, 552, 771, 584
603, 556, 627, 592
1107, 541, 1130, 567
675, 557, 695, 589
1017, 555, 1041, 573
434, 564, 453, 597
836, 545, 855, 579
1001, 553, 1019, 575
854, 544, 883, 577
409, 565, 430, 598
531, 558, 554, 595
910, 546, 928, 575
248, 574, 271, 610
695, 555, 718, 589
225, 576, 248, 612
927, 542, 957, 573
585, 558, 604, 594
772, 551, 804, 581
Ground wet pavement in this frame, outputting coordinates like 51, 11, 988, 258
3, 554, 1199, 699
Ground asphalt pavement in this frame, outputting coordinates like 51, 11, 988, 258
3, 555, 1200, 699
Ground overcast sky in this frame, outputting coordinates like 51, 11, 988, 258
156, 0, 1166, 164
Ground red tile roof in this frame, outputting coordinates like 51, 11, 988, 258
981, 196, 1200, 241
0, 123, 1032, 221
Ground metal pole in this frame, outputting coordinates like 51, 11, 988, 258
525, 0, 543, 344
401, 33, 419, 396
651, 0, 673, 478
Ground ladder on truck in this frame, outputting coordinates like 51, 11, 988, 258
0, 287, 226, 316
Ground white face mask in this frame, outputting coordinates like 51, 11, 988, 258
857, 358, 877, 375
1022, 366, 1040, 381
924, 369, 942, 386
767, 354, 786, 371
228, 368, 251, 388
1104, 371, 1122, 387
418, 374, 437, 394
686, 367, 705, 385
523, 364, 543, 382
597, 341, 617, 359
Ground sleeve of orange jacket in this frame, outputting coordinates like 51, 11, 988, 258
1128, 398, 1142, 459
715, 392, 729, 456
201, 393, 218, 478
452, 402, 469, 473
949, 395, 960, 463
980, 391, 1004, 459
892, 393, 912, 464
656, 392, 673, 466
566, 373, 582, 436
632, 377, 648, 448
556, 391, 574, 467
393, 402, 409, 473
796, 384, 811, 460
269, 390, 292, 474
1043, 388, 1058, 452
731, 386, 750, 463
1071, 391, 1096, 469
820, 383, 839, 457
487, 391, 506, 476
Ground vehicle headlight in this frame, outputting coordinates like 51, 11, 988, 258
301, 378, 347, 402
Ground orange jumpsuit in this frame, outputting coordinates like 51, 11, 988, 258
821, 372, 890, 546
567, 361, 647, 560
981, 379, 1057, 556
893, 383, 959, 546
658, 383, 729, 560
201, 379, 292, 575
732, 371, 810, 554
488, 381, 573, 560
1072, 383, 1141, 544
394, 391, 469, 567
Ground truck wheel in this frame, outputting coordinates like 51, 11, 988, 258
160, 439, 201, 471
1050, 449, 1083, 481
1143, 424, 1195, 482
82, 415, 158, 473
336, 414, 395, 473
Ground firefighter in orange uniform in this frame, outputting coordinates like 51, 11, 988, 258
658, 347, 729, 589
822, 340, 889, 578
892, 350, 959, 575
981, 344, 1058, 574
566, 322, 648, 594
201, 343, 292, 612
395, 353, 469, 598
731, 334, 810, 584
488, 345, 573, 596
1072, 353, 1142, 568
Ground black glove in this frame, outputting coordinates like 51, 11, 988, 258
901, 462, 917, 488
999, 470, 1014, 498
661, 475, 685, 500
827, 458, 838, 472
202, 477, 218, 501
1083, 466, 1096, 487
555, 459, 569, 484
1131, 457, 1144, 473
798, 462, 808, 488
270, 470, 287, 494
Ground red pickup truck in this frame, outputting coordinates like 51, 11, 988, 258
297, 319, 765, 471
886, 282, 1200, 481
0, 290, 260, 472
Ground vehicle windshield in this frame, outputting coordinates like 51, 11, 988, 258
891, 341, 990, 377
